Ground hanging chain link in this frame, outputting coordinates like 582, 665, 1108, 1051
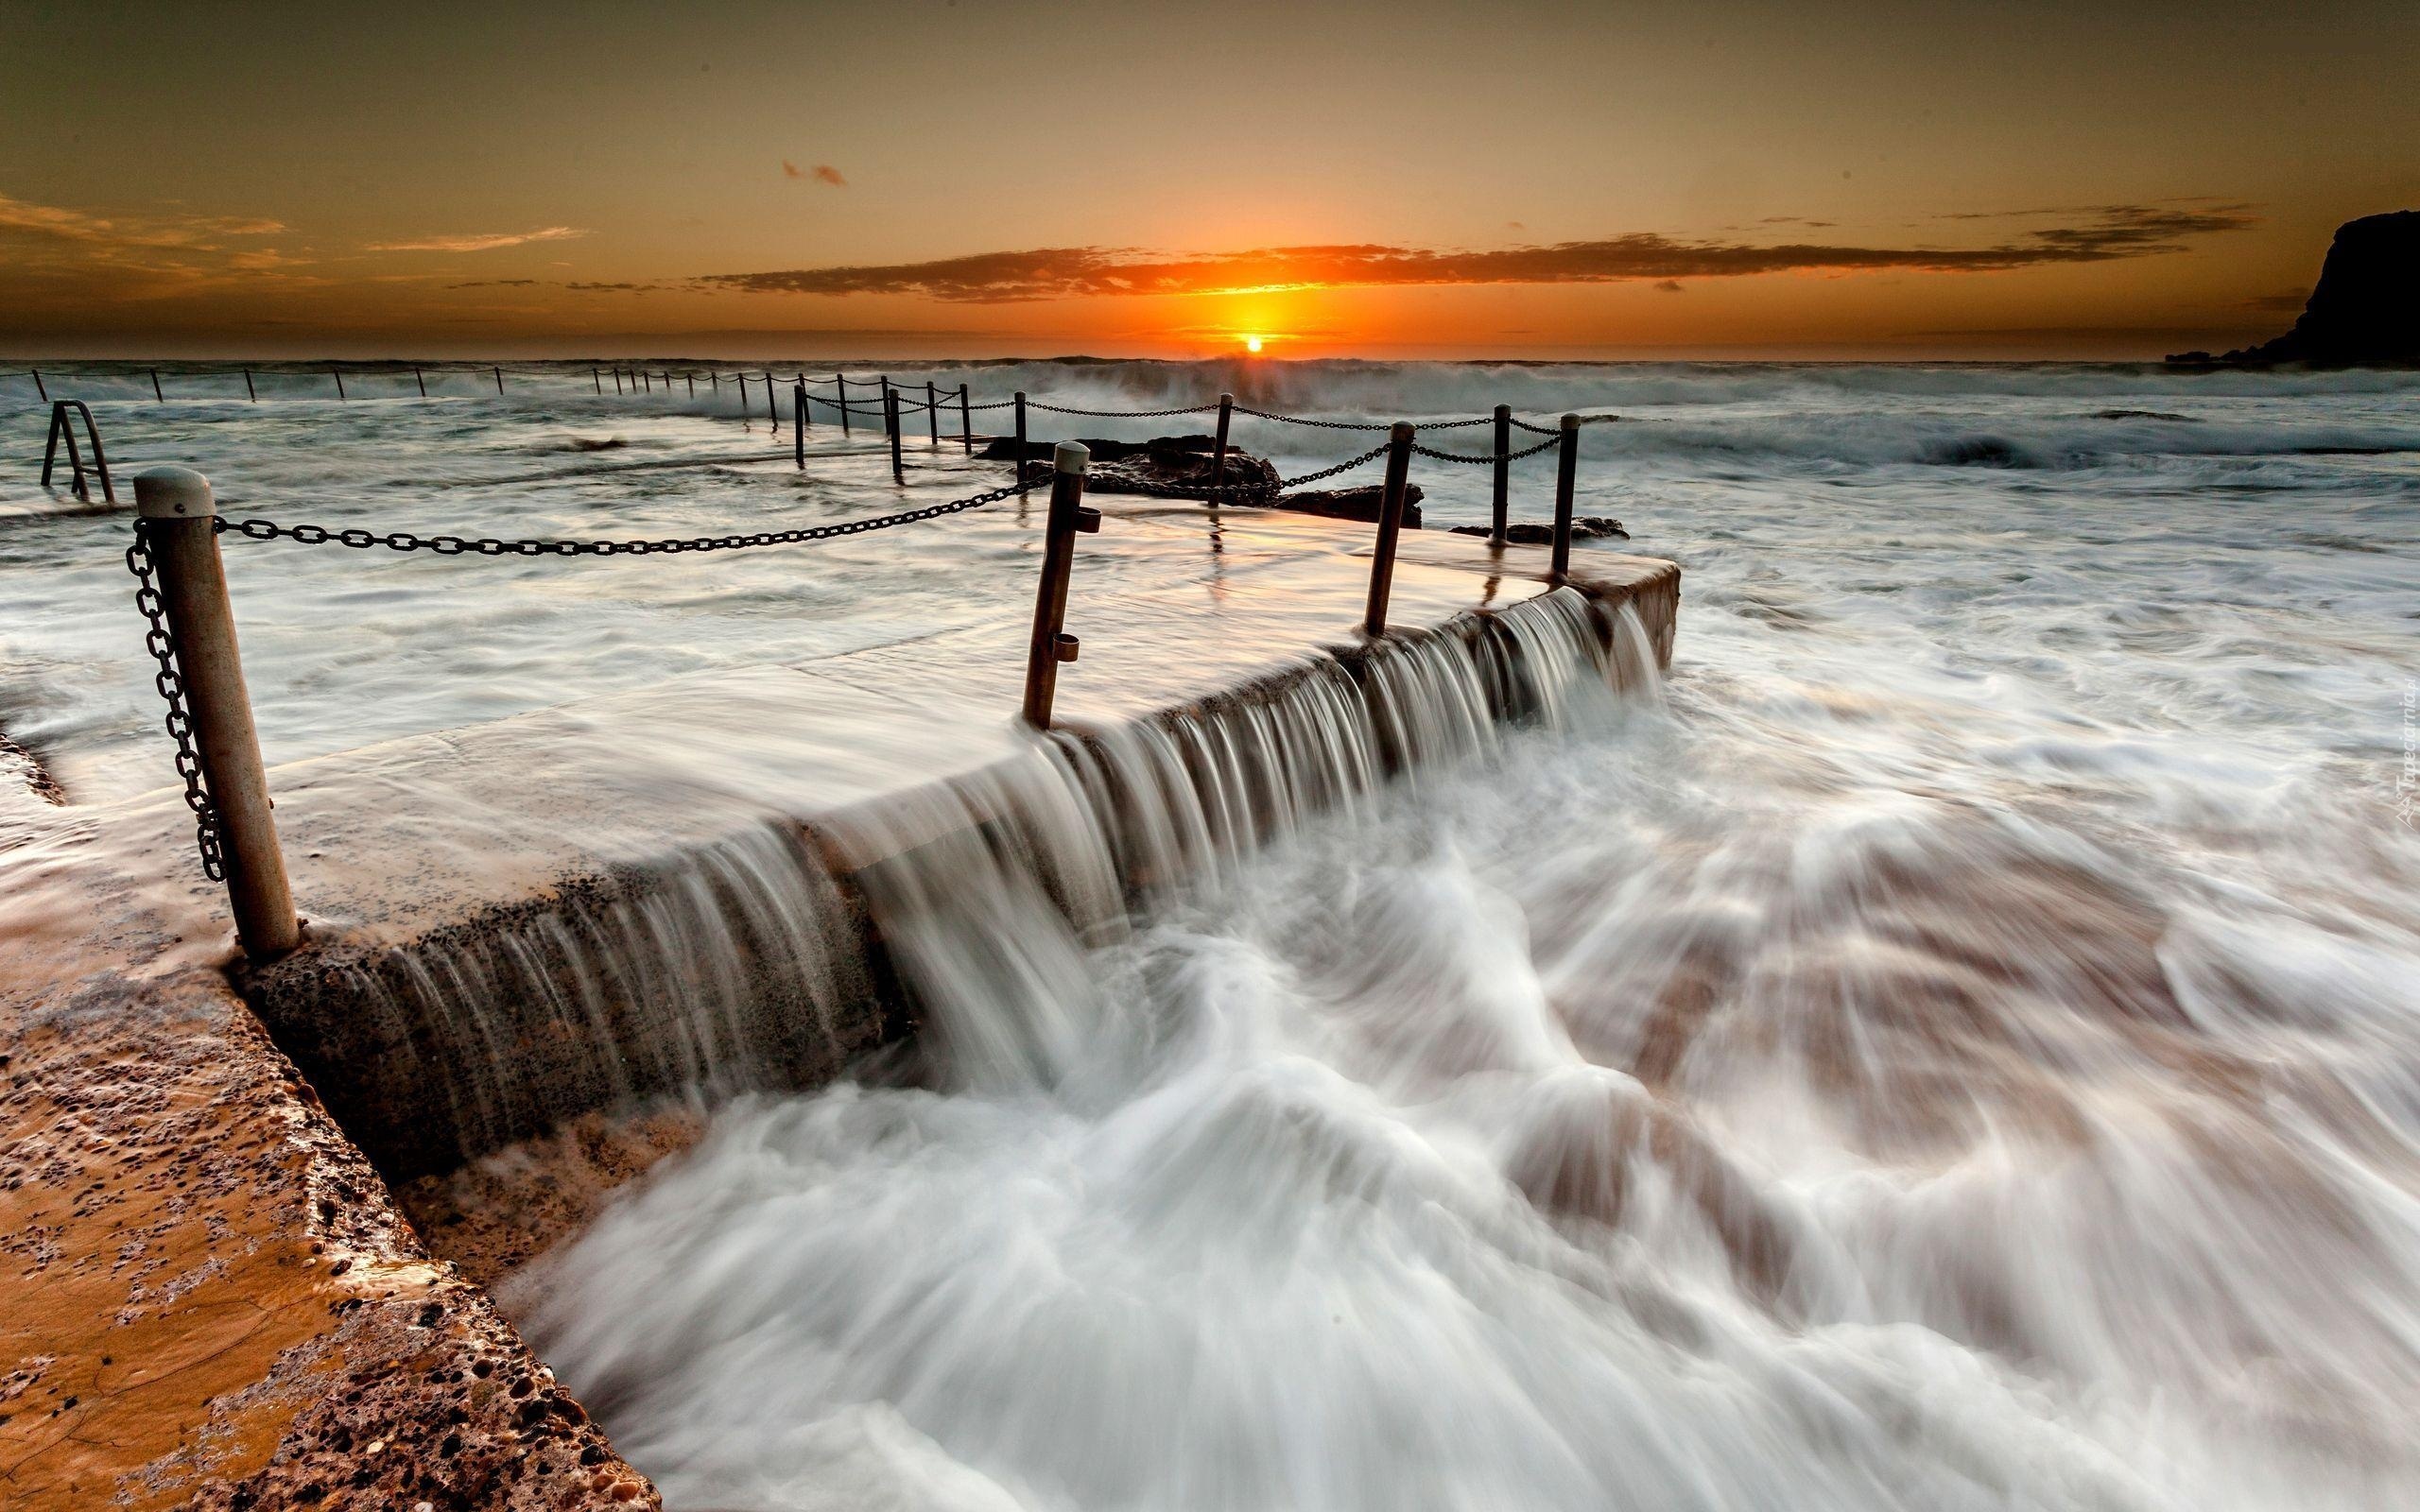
1104, 442, 1394, 501
1410, 434, 1564, 465
1027, 401, 1219, 419
124, 522, 226, 881
215, 482, 1024, 558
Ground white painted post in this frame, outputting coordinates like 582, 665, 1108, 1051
134, 466, 301, 959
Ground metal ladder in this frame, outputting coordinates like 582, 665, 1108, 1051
41, 400, 115, 504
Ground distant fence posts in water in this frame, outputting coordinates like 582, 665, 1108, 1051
1212, 393, 1234, 495
30, 368, 46, 403
415, 367, 427, 398
1362, 422, 1417, 636
244, 369, 256, 403
764, 373, 778, 428
131, 466, 301, 961
884, 381, 905, 483
1550, 413, 1579, 579
836, 372, 851, 437
594, 367, 603, 395
1491, 404, 1512, 547
925, 381, 939, 445
1022, 442, 1098, 729
151, 369, 164, 403
793, 382, 808, 468
494, 366, 504, 395
1013, 392, 1029, 495
958, 384, 972, 454
332, 366, 346, 402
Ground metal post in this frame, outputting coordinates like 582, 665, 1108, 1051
594, 367, 603, 394
332, 367, 345, 402
796, 376, 810, 430
958, 384, 972, 453
1021, 443, 1098, 730
1361, 422, 1417, 636
1013, 391, 1029, 494
686, 372, 696, 398
133, 467, 302, 960
614, 369, 624, 395
885, 383, 905, 483
925, 380, 939, 445
415, 366, 427, 398
710, 369, 718, 393
152, 369, 164, 403
30, 369, 46, 403
1211, 391, 1234, 495
494, 366, 505, 395
793, 383, 807, 468
643, 369, 652, 393
1551, 413, 1580, 580
244, 369, 255, 403
836, 372, 851, 437
764, 373, 778, 427
1490, 404, 1511, 547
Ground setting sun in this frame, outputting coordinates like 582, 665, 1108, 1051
1243, 335, 1263, 353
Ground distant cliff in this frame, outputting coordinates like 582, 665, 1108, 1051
2169, 211, 2418, 367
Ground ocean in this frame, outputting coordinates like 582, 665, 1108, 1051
8, 358, 2420, 1508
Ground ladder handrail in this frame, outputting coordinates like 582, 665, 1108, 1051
41, 401, 116, 504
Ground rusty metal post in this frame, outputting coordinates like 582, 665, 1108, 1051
332, 366, 345, 402
924, 380, 939, 445
151, 368, 164, 403
415, 366, 427, 398
1361, 422, 1416, 636
793, 382, 807, 467
244, 369, 256, 403
836, 372, 851, 437
1013, 391, 1029, 494
133, 467, 301, 960
1551, 413, 1580, 580
1490, 404, 1511, 547
1211, 391, 1234, 494
1021, 442, 1098, 729
493, 366, 505, 395
31, 368, 46, 403
958, 383, 972, 453
884, 382, 905, 483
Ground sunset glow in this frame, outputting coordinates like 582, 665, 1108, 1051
1, 3, 2412, 358
1244, 335, 1264, 353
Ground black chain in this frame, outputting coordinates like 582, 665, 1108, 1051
1027, 401, 1219, 419
216, 482, 1024, 558
1410, 435, 1564, 465
1508, 413, 1621, 435
125, 522, 226, 881
1110, 442, 1393, 501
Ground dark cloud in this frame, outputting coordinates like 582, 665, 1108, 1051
697, 203, 2258, 303
1653, 280, 1685, 293
447, 278, 542, 288
785, 161, 845, 186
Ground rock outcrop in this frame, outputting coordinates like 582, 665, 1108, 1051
2170, 211, 2419, 367
1448, 517, 1628, 545
1003, 435, 1421, 524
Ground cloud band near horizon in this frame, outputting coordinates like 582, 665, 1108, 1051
697, 204, 2256, 302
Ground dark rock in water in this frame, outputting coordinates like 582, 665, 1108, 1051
1271, 485, 1424, 527
2094, 409, 2200, 422
1447, 517, 1627, 545
1000, 434, 1421, 524
976, 434, 1220, 463
2170, 211, 2420, 367
1017, 437, 1278, 498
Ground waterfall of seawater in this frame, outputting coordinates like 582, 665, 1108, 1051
491, 551, 2420, 1510
323, 589, 1647, 1176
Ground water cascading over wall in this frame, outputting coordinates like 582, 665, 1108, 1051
246, 586, 1669, 1181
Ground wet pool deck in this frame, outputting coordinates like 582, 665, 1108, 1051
0, 490, 1676, 1510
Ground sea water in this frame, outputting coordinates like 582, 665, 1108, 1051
8, 359, 2420, 1508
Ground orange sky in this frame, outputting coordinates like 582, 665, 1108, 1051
3, 0, 2414, 359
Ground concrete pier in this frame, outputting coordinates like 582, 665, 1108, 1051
0, 490, 1675, 1509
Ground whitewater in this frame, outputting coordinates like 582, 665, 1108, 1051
7, 359, 2420, 1509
